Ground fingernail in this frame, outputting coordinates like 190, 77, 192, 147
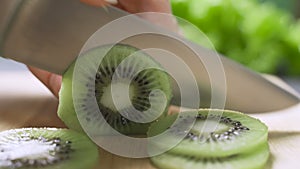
105, 0, 118, 5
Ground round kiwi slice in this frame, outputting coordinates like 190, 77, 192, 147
0, 128, 99, 169
147, 109, 268, 157
58, 44, 172, 135
150, 143, 270, 169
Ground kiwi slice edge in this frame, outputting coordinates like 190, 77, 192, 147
150, 143, 270, 169
147, 109, 268, 157
58, 44, 173, 135
0, 127, 99, 169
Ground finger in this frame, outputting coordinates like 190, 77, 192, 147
117, 0, 172, 13
80, 0, 109, 7
111, 3, 124, 10
28, 66, 62, 98
80, 0, 179, 34
116, 0, 181, 34
168, 106, 192, 115
168, 105, 180, 115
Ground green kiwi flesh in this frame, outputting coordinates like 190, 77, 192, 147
150, 143, 270, 169
58, 44, 172, 135
0, 128, 99, 169
147, 109, 268, 157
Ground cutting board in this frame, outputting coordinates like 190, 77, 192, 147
0, 70, 300, 169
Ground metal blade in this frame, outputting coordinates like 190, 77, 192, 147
0, 0, 126, 74
0, 0, 299, 113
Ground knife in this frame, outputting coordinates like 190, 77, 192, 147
0, 0, 299, 113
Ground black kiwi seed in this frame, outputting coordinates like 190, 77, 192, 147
148, 109, 269, 160
172, 113, 251, 143
95, 68, 157, 126
58, 44, 172, 135
0, 128, 100, 169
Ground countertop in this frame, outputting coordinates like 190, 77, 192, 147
0, 59, 300, 169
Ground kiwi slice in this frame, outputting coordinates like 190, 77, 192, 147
150, 144, 270, 169
58, 44, 172, 135
147, 109, 268, 157
0, 128, 99, 169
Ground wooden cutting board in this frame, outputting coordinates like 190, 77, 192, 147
0, 71, 300, 169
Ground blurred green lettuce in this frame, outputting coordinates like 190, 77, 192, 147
171, 0, 300, 75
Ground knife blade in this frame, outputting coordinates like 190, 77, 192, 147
0, 0, 299, 113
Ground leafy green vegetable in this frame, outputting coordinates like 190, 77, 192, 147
171, 0, 300, 75
281, 21, 300, 75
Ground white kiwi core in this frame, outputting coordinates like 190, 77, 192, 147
192, 120, 230, 134
100, 82, 135, 112
1, 140, 55, 160
0, 139, 64, 167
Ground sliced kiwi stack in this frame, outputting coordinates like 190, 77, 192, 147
0, 128, 99, 169
148, 109, 269, 169
150, 144, 269, 169
58, 44, 172, 135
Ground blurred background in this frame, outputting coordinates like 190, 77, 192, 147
0, 0, 299, 92
172, 0, 300, 75
171, 0, 300, 92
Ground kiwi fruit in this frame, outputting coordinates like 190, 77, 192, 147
0, 128, 99, 169
58, 44, 172, 135
148, 109, 268, 158
150, 143, 269, 169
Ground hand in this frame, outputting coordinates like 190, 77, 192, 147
29, 0, 179, 98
